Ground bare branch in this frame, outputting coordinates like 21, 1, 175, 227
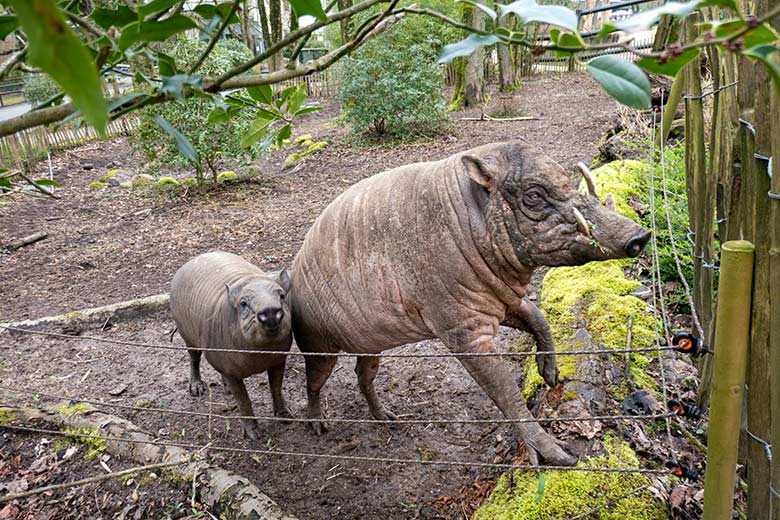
0, 48, 27, 80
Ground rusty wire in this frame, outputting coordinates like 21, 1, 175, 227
0, 385, 677, 425
0, 423, 672, 476
0, 325, 680, 358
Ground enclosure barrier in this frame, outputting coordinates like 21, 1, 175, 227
0, 318, 707, 517
0, 116, 139, 170
702, 241, 755, 520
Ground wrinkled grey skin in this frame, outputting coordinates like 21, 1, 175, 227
170, 251, 292, 440
290, 141, 650, 465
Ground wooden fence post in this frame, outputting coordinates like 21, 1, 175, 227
702, 240, 755, 520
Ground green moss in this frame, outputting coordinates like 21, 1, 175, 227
88, 181, 107, 190
181, 177, 197, 187
216, 171, 238, 183
294, 134, 313, 144
157, 176, 179, 187
0, 409, 15, 425
417, 446, 437, 461
580, 160, 649, 223
98, 169, 120, 182
58, 403, 92, 417
306, 140, 328, 153
55, 427, 107, 459
473, 436, 666, 520
281, 153, 303, 170
133, 399, 160, 409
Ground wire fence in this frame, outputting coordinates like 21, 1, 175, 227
0, 325, 683, 358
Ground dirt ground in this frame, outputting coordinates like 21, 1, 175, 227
1, 73, 624, 519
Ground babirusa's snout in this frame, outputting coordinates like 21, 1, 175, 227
258, 307, 285, 330
625, 231, 651, 258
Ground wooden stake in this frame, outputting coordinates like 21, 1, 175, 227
702, 240, 755, 520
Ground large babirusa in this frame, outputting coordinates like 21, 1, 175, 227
170, 251, 293, 440
290, 140, 650, 465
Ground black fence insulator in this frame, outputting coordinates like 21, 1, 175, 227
672, 332, 710, 357
668, 399, 703, 421
665, 460, 700, 482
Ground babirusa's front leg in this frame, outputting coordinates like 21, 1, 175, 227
503, 298, 558, 387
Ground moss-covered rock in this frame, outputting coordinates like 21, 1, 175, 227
157, 176, 179, 187
473, 436, 666, 520
99, 169, 120, 183
494, 158, 666, 520
216, 171, 238, 183
131, 174, 155, 188
88, 181, 107, 190
181, 177, 197, 187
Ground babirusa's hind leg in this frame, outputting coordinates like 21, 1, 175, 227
303, 354, 337, 435
355, 356, 396, 421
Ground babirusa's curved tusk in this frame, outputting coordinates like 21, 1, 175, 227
577, 162, 599, 199
572, 207, 591, 238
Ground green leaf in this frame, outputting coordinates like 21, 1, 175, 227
294, 105, 321, 116
554, 32, 584, 57
549, 28, 560, 44
617, 0, 700, 33
455, 0, 497, 21
287, 0, 327, 22
33, 178, 60, 187
498, 0, 578, 32
0, 14, 18, 39
137, 0, 179, 19
161, 74, 203, 101
0, 178, 11, 190
742, 45, 780, 90
10, 0, 107, 135
119, 15, 197, 50
438, 34, 500, 64
596, 23, 618, 40
286, 84, 307, 114
535, 474, 546, 504
240, 116, 273, 148
193, 2, 240, 24
89, 5, 136, 30
587, 55, 651, 109
207, 105, 241, 124
155, 50, 178, 76
154, 114, 199, 164
275, 123, 292, 147
637, 48, 701, 77
712, 20, 780, 49
247, 85, 273, 104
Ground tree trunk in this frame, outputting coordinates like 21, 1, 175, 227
257, 0, 272, 53
496, 1, 514, 92
463, 6, 485, 108
338, 0, 353, 44
241, 0, 255, 53
269, 0, 283, 70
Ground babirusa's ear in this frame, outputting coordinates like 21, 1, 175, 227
276, 268, 291, 294
225, 283, 240, 308
462, 155, 500, 190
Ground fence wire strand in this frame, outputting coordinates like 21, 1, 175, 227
0, 423, 672, 476
0, 385, 677, 426
0, 325, 680, 358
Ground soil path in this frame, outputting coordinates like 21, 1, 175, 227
1, 73, 619, 519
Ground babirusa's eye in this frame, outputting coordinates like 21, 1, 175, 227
523, 189, 544, 207
239, 300, 248, 309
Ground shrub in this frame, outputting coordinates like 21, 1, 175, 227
132, 38, 255, 178
336, 33, 447, 137
22, 74, 60, 105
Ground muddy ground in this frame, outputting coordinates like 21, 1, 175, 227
1, 74, 624, 519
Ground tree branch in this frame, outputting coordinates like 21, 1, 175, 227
210, 0, 389, 89
0, 48, 27, 80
